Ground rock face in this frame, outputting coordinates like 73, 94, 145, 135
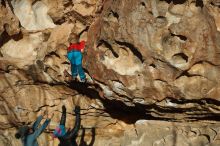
12, 0, 56, 30
1, 0, 220, 146
85, 0, 220, 119
122, 120, 220, 146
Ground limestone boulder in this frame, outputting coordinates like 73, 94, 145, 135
1, 0, 220, 146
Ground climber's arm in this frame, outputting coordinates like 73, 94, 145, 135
65, 106, 81, 139
32, 115, 43, 131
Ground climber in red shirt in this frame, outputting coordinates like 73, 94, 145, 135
66, 35, 86, 82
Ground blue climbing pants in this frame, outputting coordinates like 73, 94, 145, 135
67, 50, 86, 80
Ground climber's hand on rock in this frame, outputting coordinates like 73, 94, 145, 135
41, 110, 48, 118
47, 113, 54, 119
62, 105, 66, 112
74, 106, 80, 114
40, 110, 46, 116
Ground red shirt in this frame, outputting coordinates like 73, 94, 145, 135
67, 41, 86, 52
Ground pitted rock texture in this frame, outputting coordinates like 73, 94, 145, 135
1, 0, 220, 146
85, 0, 220, 116
122, 120, 220, 146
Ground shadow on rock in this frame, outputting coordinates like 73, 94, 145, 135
68, 81, 101, 99
79, 126, 95, 146
66, 80, 153, 124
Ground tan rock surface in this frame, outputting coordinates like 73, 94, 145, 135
1, 0, 220, 146
12, 0, 56, 30
122, 120, 220, 146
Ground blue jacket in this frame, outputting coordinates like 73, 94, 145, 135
53, 125, 66, 137
21, 116, 50, 146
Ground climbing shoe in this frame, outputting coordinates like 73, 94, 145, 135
80, 78, 87, 83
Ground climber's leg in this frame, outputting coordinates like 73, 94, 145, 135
71, 64, 78, 78
77, 64, 86, 82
